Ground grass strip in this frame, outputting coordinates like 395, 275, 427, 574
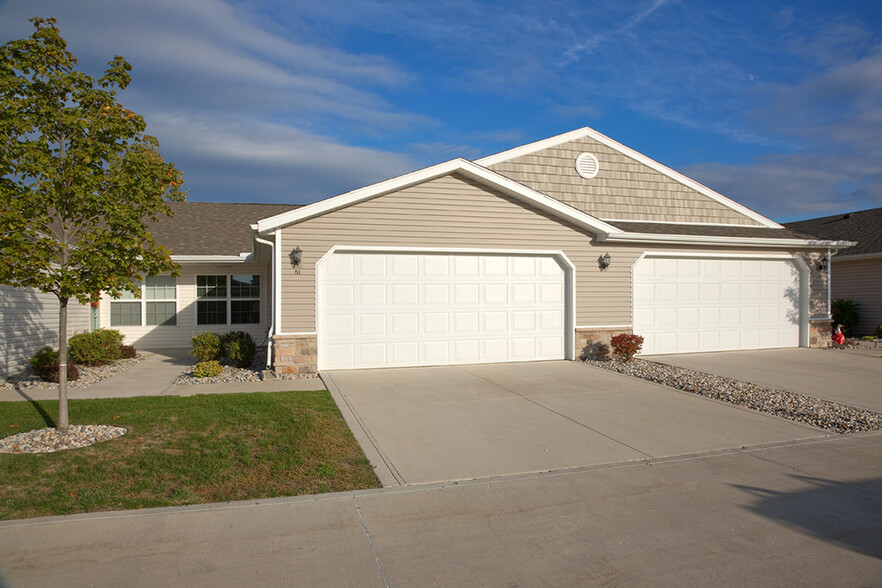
0, 391, 379, 520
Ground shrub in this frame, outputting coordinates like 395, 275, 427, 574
190, 331, 222, 362
221, 331, 256, 368
68, 329, 124, 365
610, 334, 644, 362
119, 344, 137, 359
581, 342, 610, 361
862, 335, 876, 341
831, 299, 860, 337
29, 346, 80, 382
192, 360, 223, 378
877, 324, 882, 339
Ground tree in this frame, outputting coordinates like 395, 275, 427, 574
0, 18, 185, 432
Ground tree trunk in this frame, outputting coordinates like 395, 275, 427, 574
58, 296, 69, 433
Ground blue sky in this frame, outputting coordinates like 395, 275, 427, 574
1, 0, 880, 222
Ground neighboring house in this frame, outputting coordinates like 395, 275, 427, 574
2, 127, 850, 378
785, 208, 882, 336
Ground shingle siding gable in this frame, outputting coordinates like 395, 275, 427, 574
486, 135, 765, 227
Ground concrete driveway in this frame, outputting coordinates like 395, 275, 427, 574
323, 360, 825, 486
652, 348, 882, 413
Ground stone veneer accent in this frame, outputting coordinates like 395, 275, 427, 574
809, 319, 833, 349
575, 326, 633, 360
273, 334, 317, 375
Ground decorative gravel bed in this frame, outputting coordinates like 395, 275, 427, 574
1, 353, 150, 390
0, 425, 127, 454
174, 349, 317, 385
585, 358, 882, 434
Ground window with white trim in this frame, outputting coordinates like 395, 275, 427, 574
110, 276, 177, 327
196, 274, 260, 325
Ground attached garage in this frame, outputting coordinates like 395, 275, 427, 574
633, 255, 803, 355
316, 249, 573, 370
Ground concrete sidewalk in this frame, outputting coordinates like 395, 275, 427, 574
0, 350, 325, 402
2, 432, 880, 587
652, 348, 882, 413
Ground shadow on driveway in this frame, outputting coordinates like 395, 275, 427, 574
733, 474, 882, 560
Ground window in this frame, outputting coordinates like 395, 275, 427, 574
110, 276, 177, 327
197, 275, 227, 325
110, 288, 140, 326
196, 274, 260, 325
231, 275, 260, 324
145, 276, 177, 326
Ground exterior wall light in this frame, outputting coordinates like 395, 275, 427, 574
816, 258, 827, 271
290, 246, 302, 267
598, 252, 611, 270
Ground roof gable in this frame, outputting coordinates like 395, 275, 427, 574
477, 127, 781, 229
255, 158, 622, 237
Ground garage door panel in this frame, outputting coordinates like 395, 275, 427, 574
318, 252, 567, 370
635, 257, 799, 355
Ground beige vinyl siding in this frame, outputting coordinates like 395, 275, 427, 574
831, 258, 882, 335
488, 135, 763, 226
98, 263, 271, 349
278, 174, 804, 333
0, 285, 91, 378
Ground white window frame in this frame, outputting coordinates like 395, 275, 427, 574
195, 274, 261, 326
109, 276, 178, 327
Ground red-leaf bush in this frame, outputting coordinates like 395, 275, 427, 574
610, 334, 644, 362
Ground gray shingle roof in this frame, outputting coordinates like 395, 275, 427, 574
783, 208, 882, 256
606, 221, 817, 240
148, 202, 299, 256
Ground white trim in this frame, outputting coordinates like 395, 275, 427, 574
314, 246, 577, 365
274, 231, 282, 335
276, 332, 317, 336
256, 159, 621, 238
575, 325, 632, 329
833, 251, 882, 261
172, 254, 251, 264
602, 232, 851, 249
792, 255, 811, 348
476, 127, 783, 229
601, 217, 768, 228
635, 251, 797, 260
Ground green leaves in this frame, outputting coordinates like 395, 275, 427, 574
0, 17, 185, 302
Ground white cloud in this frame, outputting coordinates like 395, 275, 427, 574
0, 0, 430, 203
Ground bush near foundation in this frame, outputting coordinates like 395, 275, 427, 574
29, 346, 80, 382
610, 334, 644, 362
221, 331, 256, 368
190, 331, 222, 362
68, 329, 125, 365
193, 360, 223, 378
831, 299, 859, 337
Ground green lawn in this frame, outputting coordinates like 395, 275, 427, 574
0, 391, 380, 520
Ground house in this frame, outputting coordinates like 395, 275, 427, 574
785, 208, 882, 336
2, 127, 850, 378
252, 127, 849, 373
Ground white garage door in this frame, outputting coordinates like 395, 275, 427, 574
633, 257, 801, 355
317, 252, 567, 370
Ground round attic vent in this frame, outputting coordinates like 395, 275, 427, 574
575, 152, 599, 179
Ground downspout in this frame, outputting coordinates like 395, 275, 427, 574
254, 232, 275, 369
826, 248, 832, 319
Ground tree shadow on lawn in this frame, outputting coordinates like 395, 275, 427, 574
11, 386, 55, 428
